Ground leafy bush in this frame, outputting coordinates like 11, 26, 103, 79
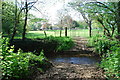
88, 35, 117, 56
0, 38, 48, 80
100, 45, 120, 79
44, 36, 74, 52
11, 39, 43, 55
2, 1, 24, 36
88, 35, 120, 79
43, 36, 59, 53
56, 37, 74, 51
10, 36, 74, 57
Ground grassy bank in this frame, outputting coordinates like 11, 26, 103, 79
88, 35, 120, 79
15, 29, 103, 39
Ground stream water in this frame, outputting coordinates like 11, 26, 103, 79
50, 56, 100, 65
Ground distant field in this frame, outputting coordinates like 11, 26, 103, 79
15, 29, 103, 39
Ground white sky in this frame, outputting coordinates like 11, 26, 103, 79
5, 0, 84, 24
5, 0, 118, 25
28, 0, 84, 24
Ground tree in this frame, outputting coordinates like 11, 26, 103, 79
62, 15, 73, 37
62, 15, 73, 28
69, 1, 93, 37
22, 0, 38, 40
0, 1, 1, 33
77, 21, 87, 29
2, 0, 39, 41
10, 0, 18, 42
57, 14, 74, 37
2, 1, 16, 36
22, 0, 28, 40
2, 2, 14, 35
2, 1, 24, 40
83, 2, 117, 37
28, 14, 46, 30
80, 11, 92, 37
57, 9, 66, 37
117, 1, 120, 34
6, 0, 39, 41
72, 20, 80, 28
70, 1, 118, 37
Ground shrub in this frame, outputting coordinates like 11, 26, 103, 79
56, 37, 74, 51
44, 36, 74, 53
88, 35, 117, 56
0, 38, 48, 80
100, 45, 120, 79
11, 39, 43, 55
88, 35, 120, 79
10, 36, 74, 57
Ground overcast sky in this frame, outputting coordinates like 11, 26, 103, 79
28, 0, 83, 24
27, 0, 116, 24
5, 0, 118, 24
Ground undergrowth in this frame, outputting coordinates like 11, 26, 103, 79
0, 38, 49, 80
44, 36, 74, 52
88, 34, 120, 79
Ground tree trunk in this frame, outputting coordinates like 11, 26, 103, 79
10, 0, 17, 42
44, 31, 47, 37
22, 0, 28, 40
103, 26, 111, 36
97, 19, 111, 36
88, 21, 92, 37
117, 1, 120, 34
111, 27, 115, 36
7, 29, 10, 37
60, 27, 62, 37
103, 29, 105, 35
60, 29, 62, 37
65, 27, 67, 37
11, 21, 17, 42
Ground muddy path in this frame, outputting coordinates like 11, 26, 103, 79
35, 63, 105, 80
34, 37, 106, 80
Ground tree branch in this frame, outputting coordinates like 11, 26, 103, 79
88, 2, 116, 14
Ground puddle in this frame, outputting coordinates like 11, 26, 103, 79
50, 56, 99, 64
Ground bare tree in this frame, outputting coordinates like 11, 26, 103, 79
62, 15, 73, 37
22, 0, 38, 40
57, 9, 66, 37
22, 0, 28, 40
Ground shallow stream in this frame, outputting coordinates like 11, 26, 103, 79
50, 56, 100, 65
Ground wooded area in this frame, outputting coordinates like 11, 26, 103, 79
1, 0, 120, 80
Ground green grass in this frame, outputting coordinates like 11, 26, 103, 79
14, 29, 103, 39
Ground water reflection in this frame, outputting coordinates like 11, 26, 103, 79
50, 57, 99, 64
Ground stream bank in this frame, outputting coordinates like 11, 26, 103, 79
33, 37, 106, 80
